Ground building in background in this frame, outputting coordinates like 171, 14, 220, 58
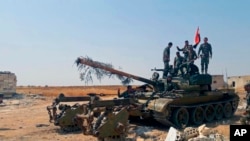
227, 75, 250, 93
0, 71, 17, 98
211, 75, 225, 90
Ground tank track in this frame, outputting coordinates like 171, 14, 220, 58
153, 98, 239, 129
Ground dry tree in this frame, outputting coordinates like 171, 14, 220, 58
75, 56, 133, 85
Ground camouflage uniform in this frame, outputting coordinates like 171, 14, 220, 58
187, 48, 198, 64
240, 83, 250, 125
165, 74, 178, 91
180, 47, 198, 76
174, 52, 185, 76
118, 85, 136, 98
177, 45, 191, 62
177, 40, 197, 63
163, 42, 172, 78
198, 42, 212, 74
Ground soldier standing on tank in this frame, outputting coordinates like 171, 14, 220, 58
240, 82, 250, 125
177, 40, 190, 62
186, 46, 198, 75
177, 40, 198, 62
163, 42, 173, 78
173, 52, 185, 76
198, 37, 212, 74
180, 46, 198, 76
187, 46, 198, 64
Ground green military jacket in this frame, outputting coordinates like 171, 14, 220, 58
174, 56, 185, 67
163, 46, 171, 62
198, 43, 212, 58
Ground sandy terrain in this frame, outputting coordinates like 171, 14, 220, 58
0, 86, 246, 141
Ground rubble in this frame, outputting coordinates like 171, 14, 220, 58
165, 124, 228, 141
165, 127, 184, 141
0, 93, 46, 109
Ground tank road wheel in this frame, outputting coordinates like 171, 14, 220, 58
223, 102, 233, 118
214, 104, 223, 120
173, 107, 189, 129
191, 106, 204, 125
204, 105, 215, 122
231, 100, 239, 112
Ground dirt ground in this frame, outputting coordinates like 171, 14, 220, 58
0, 86, 247, 141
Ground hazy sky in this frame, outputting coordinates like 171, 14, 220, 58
1, 1, 250, 86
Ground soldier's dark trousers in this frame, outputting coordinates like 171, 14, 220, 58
201, 58, 209, 74
163, 61, 170, 78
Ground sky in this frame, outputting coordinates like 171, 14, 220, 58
1, 0, 250, 86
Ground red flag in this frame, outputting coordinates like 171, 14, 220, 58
194, 27, 200, 45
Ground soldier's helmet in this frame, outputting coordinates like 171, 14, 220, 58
167, 73, 172, 82
152, 72, 159, 81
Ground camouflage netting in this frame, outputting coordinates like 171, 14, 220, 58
75, 56, 133, 85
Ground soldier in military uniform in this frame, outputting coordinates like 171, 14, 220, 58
165, 74, 178, 91
240, 82, 250, 125
118, 85, 136, 98
187, 46, 198, 64
179, 46, 198, 76
163, 42, 173, 78
177, 40, 190, 62
198, 37, 212, 74
173, 52, 185, 76
177, 40, 198, 62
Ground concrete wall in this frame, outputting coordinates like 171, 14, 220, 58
227, 75, 250, 93
211, 75, 225, 90
0, 71, 17, 97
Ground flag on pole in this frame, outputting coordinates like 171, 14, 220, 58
194, 27, 200, 45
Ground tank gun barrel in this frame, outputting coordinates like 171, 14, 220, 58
76, 57, 156, 86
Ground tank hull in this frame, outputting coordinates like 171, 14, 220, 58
144, 91, 240, 129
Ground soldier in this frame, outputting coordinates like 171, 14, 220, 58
198, 37, 212, 74
173, 52, 185, 76
180, 46, 198, 76
163, 42, 173, 78
177, 40, 190, 62
177, 40, 198, 62
164, 74, 180, 92
187, 46, 198, 64
165, 74, 175, 91
240, 82, 250, 125
118, 85, 136, 98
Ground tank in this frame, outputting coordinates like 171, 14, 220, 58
46, 93, 101, 132
47, 92, 134, 136
75, 57, 240, 129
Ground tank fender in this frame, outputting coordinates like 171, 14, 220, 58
147, 98, 174, 113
